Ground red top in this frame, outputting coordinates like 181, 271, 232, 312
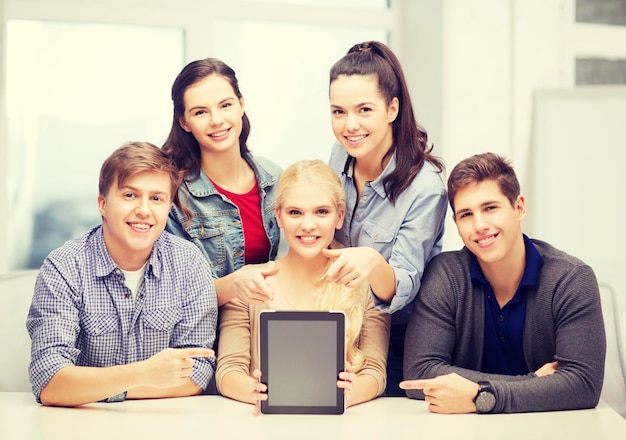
212, 180, 270, 264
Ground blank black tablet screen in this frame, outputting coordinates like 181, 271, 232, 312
259, 311, 345, 414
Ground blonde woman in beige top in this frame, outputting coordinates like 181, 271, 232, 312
216, 160, 390, 413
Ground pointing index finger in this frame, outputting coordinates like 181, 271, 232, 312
399, 379, 428, 390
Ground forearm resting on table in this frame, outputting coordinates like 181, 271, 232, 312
40, 363, 201, 407
346, 373, 380, 408
127, 380, 202, 399
219, 371, 258, 404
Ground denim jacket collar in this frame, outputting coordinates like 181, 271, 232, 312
184, 153, 277, 198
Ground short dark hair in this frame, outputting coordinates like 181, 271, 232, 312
447, 152, 520, 214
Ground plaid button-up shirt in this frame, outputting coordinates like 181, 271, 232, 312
27, 226, 217, 402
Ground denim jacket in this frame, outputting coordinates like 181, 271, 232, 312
166, 154, 282, 279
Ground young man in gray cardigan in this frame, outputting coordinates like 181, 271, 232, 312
400, 152, 606, 414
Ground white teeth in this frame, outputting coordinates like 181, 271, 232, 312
477, 236, 494, 244
130, 223, 150, 230
300, 236, 317, 242
347, 135, 366, 142
210, 130, 228, 137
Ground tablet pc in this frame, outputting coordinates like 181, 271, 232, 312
259, 310, 345, 415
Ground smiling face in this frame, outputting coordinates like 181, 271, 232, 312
453, 179, 526, 268
179, 74, 245, 156
329, 74, 398, 164
98, 170, 173, 270
276, 183, 345, 260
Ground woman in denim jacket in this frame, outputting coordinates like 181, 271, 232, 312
163, 58, 281, 306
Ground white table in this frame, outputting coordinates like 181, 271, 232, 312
1, 392, 625, 440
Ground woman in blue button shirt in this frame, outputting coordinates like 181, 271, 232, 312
325, 41, 448, 396
163, 58, 281, 306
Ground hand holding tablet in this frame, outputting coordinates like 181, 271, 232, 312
247, 369, 266, 416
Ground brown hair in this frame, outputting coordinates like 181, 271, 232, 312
99, 141, 180, 200
162, 58, 251, 181
447, 152, 520, 214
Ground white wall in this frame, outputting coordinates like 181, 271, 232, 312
530, 87, 626, 315
400, 0, 571, 251
0, 0, 7, 273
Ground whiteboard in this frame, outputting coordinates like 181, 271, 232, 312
528, 86, 626, 307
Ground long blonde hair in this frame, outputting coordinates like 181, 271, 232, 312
276, 160, 369, 371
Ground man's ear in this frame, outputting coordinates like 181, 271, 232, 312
97, 194, 106, 217
515, 195, 527, 221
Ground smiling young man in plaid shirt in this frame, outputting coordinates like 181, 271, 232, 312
27, 142, 217, 407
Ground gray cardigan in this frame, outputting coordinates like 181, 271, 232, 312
403, 239, 606, 413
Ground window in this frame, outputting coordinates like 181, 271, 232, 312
6, 20, 183, 269
576, 58, 626, 84
572, 0, 626, 85
576, 0, 626, 26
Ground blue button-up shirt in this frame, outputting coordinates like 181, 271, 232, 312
329, 143, 447, 325
166, 154, 281, 279
471, 234, 545, 375
27, 226, 218, 402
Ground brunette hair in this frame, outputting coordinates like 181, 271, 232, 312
447, 152, 521, 214
329, 41, 444, 204
99, 141, 179, 200
162, 57, 251, 180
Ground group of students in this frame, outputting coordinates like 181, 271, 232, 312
25, 40, 606, 414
